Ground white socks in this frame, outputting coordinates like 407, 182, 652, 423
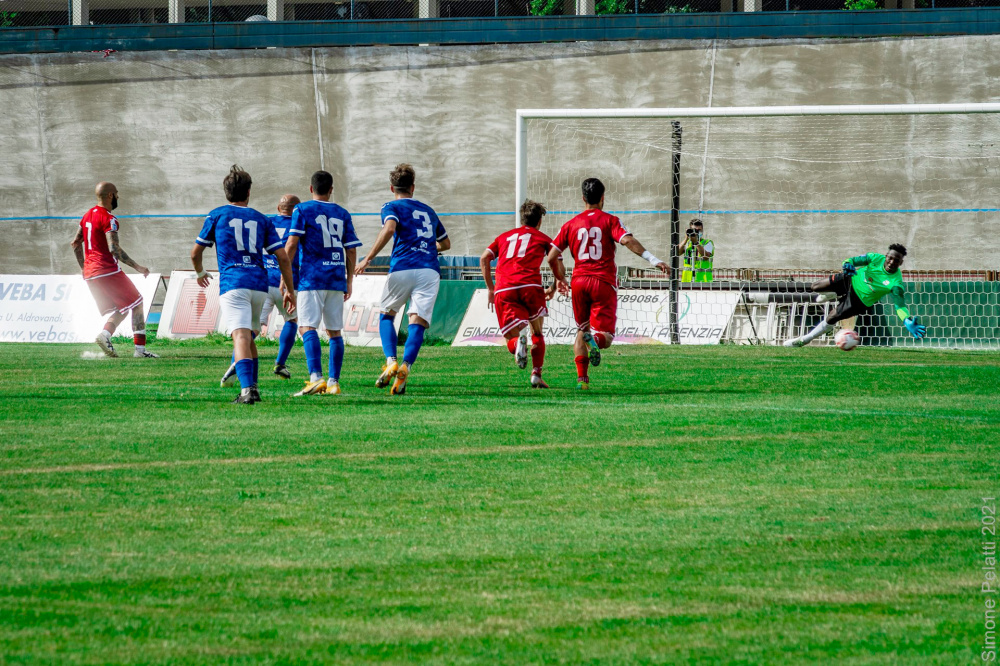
801, 322, 834, 344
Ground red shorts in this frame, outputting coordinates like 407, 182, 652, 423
86, 270, 142, 316
571, 276, 617, 334
494, 286, 547, 336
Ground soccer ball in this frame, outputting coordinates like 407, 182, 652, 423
835, 329, 860, 351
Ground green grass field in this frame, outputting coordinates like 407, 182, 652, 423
1, 339, 998, 664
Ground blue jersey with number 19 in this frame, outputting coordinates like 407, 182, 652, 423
288, 200, 362, 292
381, 198, 447, 274
196, 204, 283, 295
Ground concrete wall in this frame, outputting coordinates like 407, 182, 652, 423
1, 35, 998, 275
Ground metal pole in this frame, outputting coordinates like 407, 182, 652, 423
208, 0, 212, 21
669, 120, 682, 346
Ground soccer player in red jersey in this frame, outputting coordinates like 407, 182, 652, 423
546, 178, 668, 389
480, 200, 564, 388
71, 182, 157, 358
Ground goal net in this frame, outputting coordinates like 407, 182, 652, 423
517, 105, 1000, 349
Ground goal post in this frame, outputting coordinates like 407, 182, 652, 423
515, 103, 1000, 349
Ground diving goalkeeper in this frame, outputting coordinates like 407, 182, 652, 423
784, 244, 926, 347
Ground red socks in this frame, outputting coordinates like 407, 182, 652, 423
594, 332, 611, 349
530, 334, 545, 372
574, 355, 589, 380
506, 337, 518, 354
134, 331, 146, 346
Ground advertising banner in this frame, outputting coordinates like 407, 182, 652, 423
452, 289, 739, 346
160, 272, 399, 346
0, 273, 159, 343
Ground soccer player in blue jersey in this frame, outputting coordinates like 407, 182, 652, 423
220, 193, 302, 386
355, 164, 450, 395
191, 165, 297, 405
264, 194, 302, 378
284, 170, 362, 397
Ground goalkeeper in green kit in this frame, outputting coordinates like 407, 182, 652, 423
784, 244, 927, 347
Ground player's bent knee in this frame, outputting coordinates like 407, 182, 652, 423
594, 331, 614, 348
328, 330, 341, 338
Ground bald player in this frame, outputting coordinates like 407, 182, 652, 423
71, 182, 158, 358
221, 194, 302, 386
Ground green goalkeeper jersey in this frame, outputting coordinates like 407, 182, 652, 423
847, 252, 910, 320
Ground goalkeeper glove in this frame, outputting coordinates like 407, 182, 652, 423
904, 317, 926, 339
842, 261, 857, 277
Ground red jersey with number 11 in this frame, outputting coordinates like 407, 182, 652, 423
486, 226, 556, 292
553, 209, 632, 286
80, 205, 121, 280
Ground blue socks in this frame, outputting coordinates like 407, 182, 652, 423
403, 323, 425, 366
302, 329, 322, 378
234, 358, 255, 389
329, 336, 345, 383
277, 320, 297, 366
379, 313, 398, 360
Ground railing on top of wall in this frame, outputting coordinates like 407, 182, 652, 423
1, 8, 1000, 55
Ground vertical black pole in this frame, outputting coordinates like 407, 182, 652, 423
669, 120, 682, 346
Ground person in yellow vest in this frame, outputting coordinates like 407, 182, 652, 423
678, 218, 714, 282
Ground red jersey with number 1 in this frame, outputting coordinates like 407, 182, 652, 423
553, 209, 632, 286
80, 205, 121, 280
486, 226, 556, 292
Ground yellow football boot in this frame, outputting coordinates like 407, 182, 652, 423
391, 362, 409, 395
293, 378, 327, 397
376, 360, 399, 389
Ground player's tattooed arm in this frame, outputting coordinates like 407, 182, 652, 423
107, 231, 150, 277
71, 228, 85, 269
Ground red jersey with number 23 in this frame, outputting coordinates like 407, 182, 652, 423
80, 205, 121, 280
553, 209, 632, 287
486, 226, 556, 292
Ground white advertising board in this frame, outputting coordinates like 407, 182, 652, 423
0, 273, 159, 343
452, 289, 739, 346
159, 271, 399, 347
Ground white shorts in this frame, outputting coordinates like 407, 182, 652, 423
298, 289, 345, 331
219, 288, 267, 335
260, 286, 295, 326
380, 269, 440, 326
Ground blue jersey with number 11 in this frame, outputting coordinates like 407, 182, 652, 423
196, 204, 283, 295
288, 200, 362, 292
381, 198, 447, 274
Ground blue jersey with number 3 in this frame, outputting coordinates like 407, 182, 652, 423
288, 200, 362, 292
196, 204, 283, 295
381, 198, 447, 274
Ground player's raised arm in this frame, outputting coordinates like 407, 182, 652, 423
355, 217, 397, 275
71, 228, 85, 269
620, 235, 668, 273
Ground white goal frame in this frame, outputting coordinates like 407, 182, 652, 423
514, 102, 1000, 217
